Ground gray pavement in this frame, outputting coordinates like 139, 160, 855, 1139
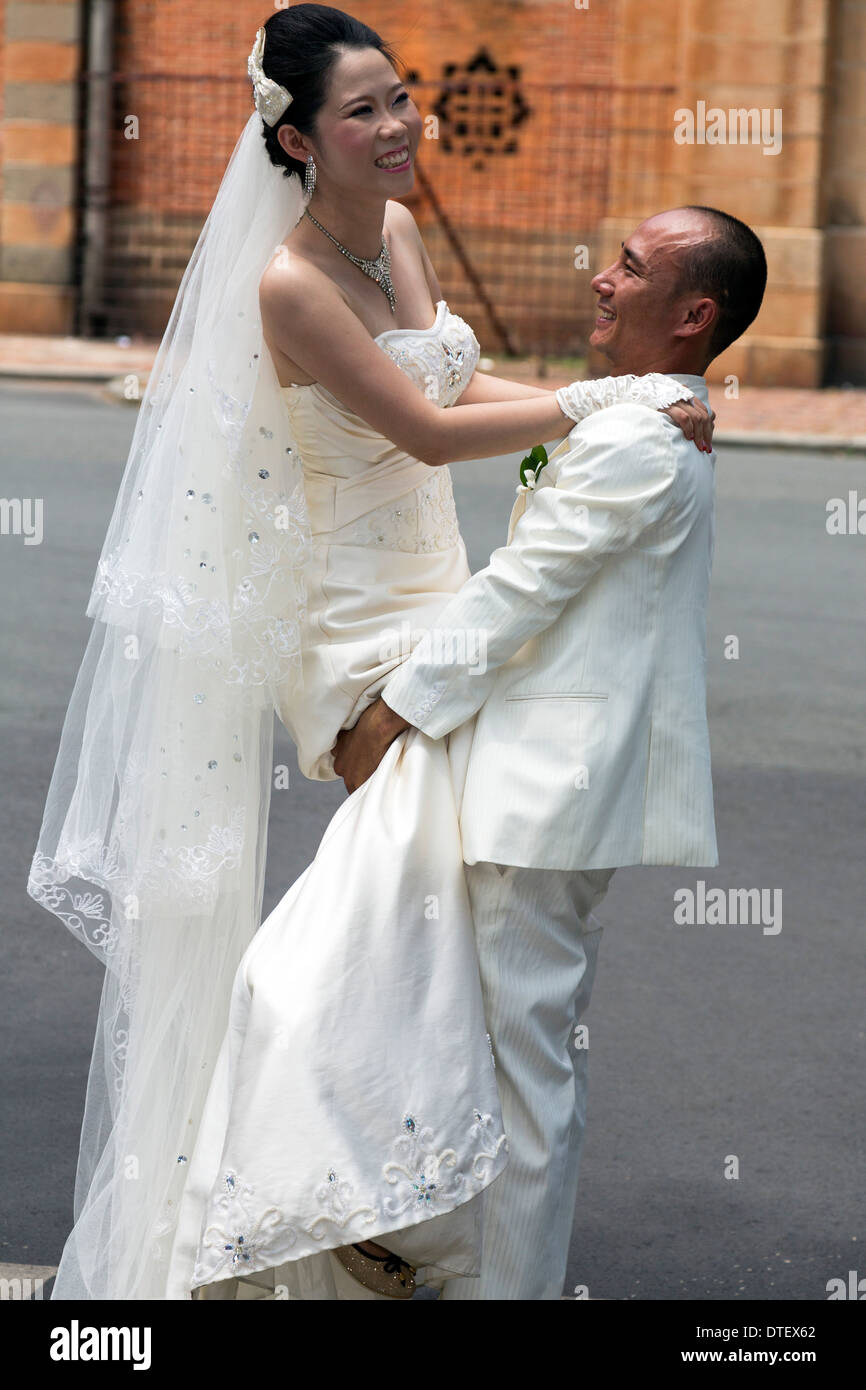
1, 380, 864, 1299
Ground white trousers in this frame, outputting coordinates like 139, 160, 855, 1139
440, 860, 615, 1301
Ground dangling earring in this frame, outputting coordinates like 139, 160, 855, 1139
304, 155, 317, 198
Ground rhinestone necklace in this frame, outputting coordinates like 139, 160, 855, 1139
304, 208, 396, 313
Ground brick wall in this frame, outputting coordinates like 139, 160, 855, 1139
823, 0, 866, 382
0, 0, 82, 333
98, 0, 630, 347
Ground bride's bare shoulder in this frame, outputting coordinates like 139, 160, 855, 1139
259, 242, 344, 317
384, 199, 442, 300
384, 198, 427, 254
384, 198, 418, 232
259, 245, 351, 384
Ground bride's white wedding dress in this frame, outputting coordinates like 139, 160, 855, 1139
166, 301, 510, 1300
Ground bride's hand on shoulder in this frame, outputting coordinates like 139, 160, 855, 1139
662, 396, 715, 453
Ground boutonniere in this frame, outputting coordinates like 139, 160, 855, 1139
516, 444, 549, 496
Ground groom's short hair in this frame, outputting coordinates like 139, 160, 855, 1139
676, 207, 767, 359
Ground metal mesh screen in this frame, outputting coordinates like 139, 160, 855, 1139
80, 70, 675, 357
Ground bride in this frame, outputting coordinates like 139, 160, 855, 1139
29, 4, 712, 1302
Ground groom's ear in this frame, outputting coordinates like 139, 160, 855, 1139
674, 296, 718, 341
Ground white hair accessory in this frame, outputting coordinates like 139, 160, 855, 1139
248, 25, 293, 126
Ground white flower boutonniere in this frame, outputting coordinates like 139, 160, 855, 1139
516, 444, 549, 496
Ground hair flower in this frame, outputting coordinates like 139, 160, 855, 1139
248, 26, 294, 127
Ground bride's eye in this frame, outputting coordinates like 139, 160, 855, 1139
349, 93, 409, 118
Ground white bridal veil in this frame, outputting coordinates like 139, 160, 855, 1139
27, 110, 312, 1298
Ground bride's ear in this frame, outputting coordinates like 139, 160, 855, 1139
277, 123, 310, 164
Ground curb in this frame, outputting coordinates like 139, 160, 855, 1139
713, 430, 866, 454
0, 365, 151, 384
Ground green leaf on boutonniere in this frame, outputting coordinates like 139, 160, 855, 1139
519, 443, 549, 488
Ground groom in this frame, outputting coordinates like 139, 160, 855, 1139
333, 206, 767, 1300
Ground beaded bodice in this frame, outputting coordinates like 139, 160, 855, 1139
280, 301, 479, 554
372, 299, 479, 407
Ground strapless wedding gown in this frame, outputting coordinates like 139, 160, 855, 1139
166, 302, 509, 1299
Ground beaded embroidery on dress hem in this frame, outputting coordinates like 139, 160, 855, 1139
189, 1107, 508, 1291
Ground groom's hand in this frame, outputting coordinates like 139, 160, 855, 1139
332, 697, 412, 794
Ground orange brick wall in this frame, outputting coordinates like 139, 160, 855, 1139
96, 0, 632, 347
105, 2, 618, 220
0, 0, 82, 333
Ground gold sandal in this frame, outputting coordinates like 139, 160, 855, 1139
332, 1242, 417, 1299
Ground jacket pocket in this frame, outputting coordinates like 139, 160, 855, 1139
505, 692, 609, 703
502, 693, 609, 775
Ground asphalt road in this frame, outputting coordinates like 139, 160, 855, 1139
1, 380, 864, 1300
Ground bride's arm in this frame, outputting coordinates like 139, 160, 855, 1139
261, 257, 711, 467
456, 371, 552, 403
262, 259, 578, 465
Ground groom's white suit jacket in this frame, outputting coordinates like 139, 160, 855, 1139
382, 373, 718, 871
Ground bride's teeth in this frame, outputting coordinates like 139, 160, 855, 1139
376, 149, 408, 168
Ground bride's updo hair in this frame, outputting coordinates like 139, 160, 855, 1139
258, 4, 400, 178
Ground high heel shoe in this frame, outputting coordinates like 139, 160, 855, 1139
332, 1242, 417, 1298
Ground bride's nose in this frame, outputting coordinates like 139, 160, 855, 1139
378, 113, 407, 141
